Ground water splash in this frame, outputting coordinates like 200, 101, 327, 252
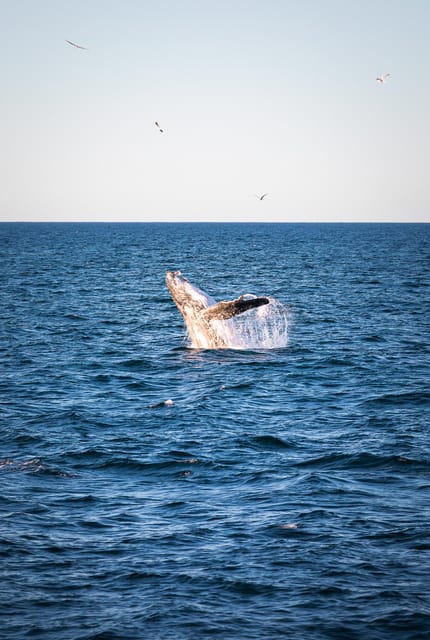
187, 296, 290, 350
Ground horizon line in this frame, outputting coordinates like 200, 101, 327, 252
0, 220, 428, 225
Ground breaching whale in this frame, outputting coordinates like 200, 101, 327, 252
166, 270, 270, 348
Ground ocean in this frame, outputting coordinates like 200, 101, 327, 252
1, 222, 429, 639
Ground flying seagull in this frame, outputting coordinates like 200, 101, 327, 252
66, 39, 87, 50
254, 193, 268, 201
155, 121, 164, 133
376, 73, 390, 83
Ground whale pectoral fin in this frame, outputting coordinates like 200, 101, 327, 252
202, 297, 269, 321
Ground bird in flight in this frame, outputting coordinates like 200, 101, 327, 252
65, 40, 87, 50
155, 121, 164, 133
254, 193, 268, 201
376, 73, 390, 83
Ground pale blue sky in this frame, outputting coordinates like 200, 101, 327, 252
1, 0, 429, 221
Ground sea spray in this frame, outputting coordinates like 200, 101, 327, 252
188, 296, 290, 350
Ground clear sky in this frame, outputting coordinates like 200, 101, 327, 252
1, 0, 429, 222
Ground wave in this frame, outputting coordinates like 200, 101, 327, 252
0, 458, 77, 477
363, 390, 430, 407
296, 451, 430, 471
246, 435, 296, 450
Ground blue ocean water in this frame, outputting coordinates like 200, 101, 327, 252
0, 222, 429, 640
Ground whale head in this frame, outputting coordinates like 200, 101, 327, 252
166, 270, 216, 319
166, 270, 219, 347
